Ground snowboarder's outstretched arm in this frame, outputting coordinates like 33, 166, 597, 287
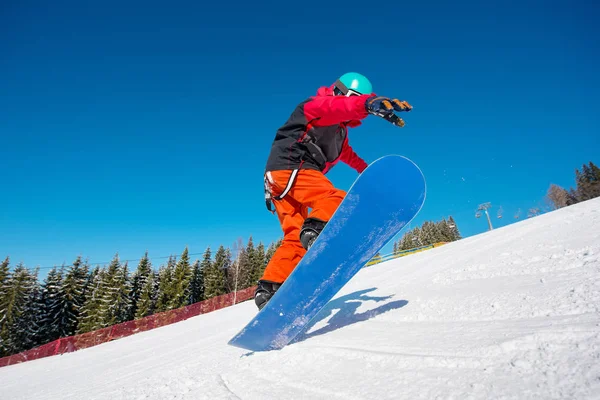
304, 93, 413, 128
303, 94, 372, 126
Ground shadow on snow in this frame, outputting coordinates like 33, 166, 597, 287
290, 287, 408, 345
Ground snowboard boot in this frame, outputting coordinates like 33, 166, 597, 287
299, 217, 328, 250
254, 280, 282, 310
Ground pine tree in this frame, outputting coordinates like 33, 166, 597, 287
0, 264, 38, 356
412, 226, 423, 247
436, 219, 452, 242
204, 245, 228, 298
567, 188, 579, 206
590, 161, 600, 181
96, 254, 126, 327
112, 262, 132, 324
169, 248, 192, 309
0, 257, 11, 346
242, 237, 256, 289
399, 231, 410, 251
188, 260, 204, 305
54, 256, 89, 337
0, 257, 9, 304
574, 168, 588, 202
155, 256, 175, 312
12, 268, 43, 352
77, 267, 105, 334
135, 271, 156, 319
580, 162, 600, 199
252, 242, 266, 284
448, 216, 461, 240
421, 221, 441, 245
40, 266, 65, 342
191, 248, 211, 304
129, 252, 152, 319
220, 248, 237, 293
83, 266, 100, 301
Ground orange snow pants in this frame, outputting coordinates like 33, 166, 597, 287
261, 169, 346, 283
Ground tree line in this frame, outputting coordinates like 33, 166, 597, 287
0, 237, 281, 358
394, 216, 461, 253
0, 210, 469, 358
546, 161, 600, 209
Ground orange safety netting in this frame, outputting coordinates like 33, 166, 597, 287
0, 286, 256, 368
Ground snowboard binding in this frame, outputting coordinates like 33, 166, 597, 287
299, 218, 328, 250
254, 280, 282, 310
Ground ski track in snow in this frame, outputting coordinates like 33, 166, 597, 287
1, 199, 600, 399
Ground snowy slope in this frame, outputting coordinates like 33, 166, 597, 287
2, 198, 599, 400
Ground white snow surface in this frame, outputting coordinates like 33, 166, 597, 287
2, 198, 600, 400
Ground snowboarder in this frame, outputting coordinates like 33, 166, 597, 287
256, 72, 412, 310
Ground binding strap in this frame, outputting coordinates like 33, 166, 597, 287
264, 169, 299, 213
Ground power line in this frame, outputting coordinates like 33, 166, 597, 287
43, 251, 210, 270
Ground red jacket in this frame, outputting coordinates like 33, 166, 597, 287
264, 86, 371, 174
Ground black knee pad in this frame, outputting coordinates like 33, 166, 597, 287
299, 218, 328, 250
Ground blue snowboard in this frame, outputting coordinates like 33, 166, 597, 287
228, 154, 426, 352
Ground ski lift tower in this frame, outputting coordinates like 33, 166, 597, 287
476, 202, 494, 231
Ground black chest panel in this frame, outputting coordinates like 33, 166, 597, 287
265, 99, 347, 173
301, 124, 347, 168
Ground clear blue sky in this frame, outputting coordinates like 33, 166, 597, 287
1, 0, 598, 276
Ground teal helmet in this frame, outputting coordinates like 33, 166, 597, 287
333, 72, 373, 96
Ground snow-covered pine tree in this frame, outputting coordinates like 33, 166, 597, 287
0, 256, 11, 354
155, 256, 175, 312
190, 247, 211, 304
129, 252, 152, 319
0, 264, 38, 356
420, 221, 437, 245
135, 271, 156, 319
169, 248, 192, 309
398, 232, 408, 251
55, 256, 89, 337
0, 257, 9, 304
39, 266, 65, 342
412, 226, 423, 248
448, 216, 461, 240
188, 258, 205, 305
436, 219, 454, 242
12, 267, 43, 353
82, 265, 100, 302
204, 245, 228, 298
77, 266, 105, 333
97, 254, 124, 327
115, 262, 132, 324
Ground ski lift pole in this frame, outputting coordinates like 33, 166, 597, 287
476, 202, 494, 231
484, 209, 493, 231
